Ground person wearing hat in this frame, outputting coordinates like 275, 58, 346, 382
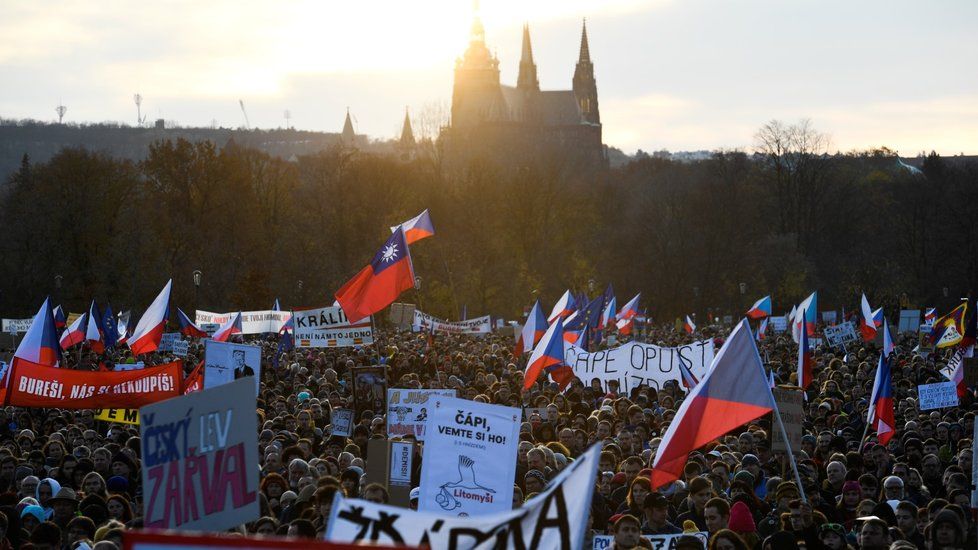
641, 492, 680, 535
608, 514, 642, 549
408, 487, 420, 510
48, 487, 78, 530
757, 481, 799, 539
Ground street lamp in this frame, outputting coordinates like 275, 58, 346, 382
414, 276, 423, 310
588, 279, 595, 295
54, 275, 63, 303
192, 270, 202, 310
942, 286, 949, 298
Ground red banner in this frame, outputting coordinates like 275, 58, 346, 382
6, 359, 183, 409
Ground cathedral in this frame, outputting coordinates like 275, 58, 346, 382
438, 15, 607, 174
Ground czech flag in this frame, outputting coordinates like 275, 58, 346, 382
791, 292, 817, 342
563, 322, 589, 351
650, 319, 774, 489
59, 312, 88, 350
335, 227, 415, 324
176, 308, 208, 339
523, 319, 574, 392
756, 318, 768, 341
797, 311, 812, 390
212, 312, 243, 342
599, 295, 617, 330
515, 299, 547, 358
273, 298, 282, 312
390, 208, 435, 245
85, 301, 105, 354
860, 293, 877, 342
53, 305, 67, 330
923, 308, 936, 324
746, 295, 771, 320
117, 310, 131, 344
127, 279, 172, 355
684, 315, 696, 334
14, 298, 61, 368
678, 361, 699, 391
615, 293, 641, 334
930, 302, 967, 348
867, 319, 895, 445
548, 290, 577, 323
872, 308, 884, 328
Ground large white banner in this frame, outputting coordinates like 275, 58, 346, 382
419, 396, 520, 517
327, 443, 600, 548
565, 340, 714, 392
139, 378, 259, 531
1, 318, 32, 334
387, 388, 457, 440
292, 306, 373, 348
413, 311, 492, 335
203, 340, 261, 396
195, 310, 291, 335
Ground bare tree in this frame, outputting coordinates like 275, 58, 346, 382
415, 100, 450, 142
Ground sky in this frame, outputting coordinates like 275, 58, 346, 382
2, 0, 977, 156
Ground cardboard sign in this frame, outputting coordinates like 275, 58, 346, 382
139, 378, 259, 531
918, 381, 960, 410
771, 387, 804, 453
203, 340, 261, 397
386, 388, 456, 440
388, 303, 416, 330
293, 306, 374, 348
331, 409, 354, 438
823, 321, 858, 347
418, 396, 520, 516
95, 408, 140, 425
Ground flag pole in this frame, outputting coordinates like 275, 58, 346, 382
769, 387, 807, 503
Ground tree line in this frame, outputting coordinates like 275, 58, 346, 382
0, 120, 975, 324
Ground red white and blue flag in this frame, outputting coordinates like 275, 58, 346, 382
390, 208, 435, 245
867, 319, 895, 445
116, 310, 131, 344
746, 295, 772, 320
273, 298, 282, 312
756, 318, 768, 341
615, 293, 641, 334
599, 295, 617, 330
85, 301, 105, 354
650, 319, 775, 488
548, 290, 577, 323
335, 227, 415, 324
797, 311, 813, 390
14, 298, 61, 368
176, 308, 208, 339
924, 308, 937, 324
127, 280, 172, 355
791, 292, 817, 342
53, 305, 67, 330
523, 319, 574, 392
515, 299, 547, 358
60, 312, 88, 350
684, 315, 696, 334
562, 322, 589, 351
860, 293, 877, 342
678, 361, 699, 391
212, 312, 243, 342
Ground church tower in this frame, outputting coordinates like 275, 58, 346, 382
516, 24, 539, 91
572, 20, 600, 125
451, 7, 506, 127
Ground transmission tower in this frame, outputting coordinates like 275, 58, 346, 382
134, 93, 146, 126
238, 99, 250, 129
284, 109, 291, 129
55, 103, 67, 124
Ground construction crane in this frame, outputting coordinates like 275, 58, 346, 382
134, 93, 146, 126
239, 99, 250, 130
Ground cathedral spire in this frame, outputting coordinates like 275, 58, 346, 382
399, 107, 415, 146
341, 108, 356, 143
578, 19, 591, 63
517, 23, 539, 91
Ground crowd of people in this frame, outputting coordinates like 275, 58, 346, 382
0, 317, 973, 550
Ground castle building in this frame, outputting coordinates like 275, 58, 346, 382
439, 15, 607, 174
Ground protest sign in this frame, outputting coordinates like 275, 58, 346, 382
821, 311, 837, 325
125, 530, 373, 550
389, 441, 414, 486
195, 310, 291, 335
899, 310, 921, 333
204, 340, 261, 396
331, 409, 354, 438
917, 324, 935, 355
592, 533, 708, 549
1, 318, 32, 334
389, 303, 416, 330
918, 381, 959, 410
115, 362, 146, 372
412, 310, 492, 335
200, 323, 220, 336
327, 442, 600, 548
523, 407, 549, 421
352, 367, 387, 419
564, 340, 715, 392
172, 339, 189, 357
770, 316, 788, 332
95, 408, 140, 425
771, 387, 804, 453
158, 332, 180, 352
293, 306, 373, 348
140, 377, 259, 531
6, 360, 182, 409
823, 321, 858, 347
387, 388, 456, 440
419, 396, 520, 516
